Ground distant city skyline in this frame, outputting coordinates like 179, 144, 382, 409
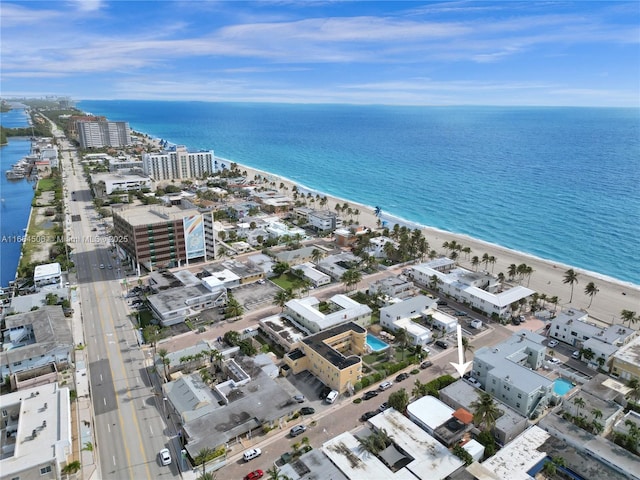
1, 1, 638, 106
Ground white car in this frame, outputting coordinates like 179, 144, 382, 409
549, 357, 562, 365
159, 448, 172, 466
378, 381, 393, 391
548, 340, 558, 348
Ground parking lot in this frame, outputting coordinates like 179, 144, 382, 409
230, 281, 281, 311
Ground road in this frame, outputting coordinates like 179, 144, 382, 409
215, 320, 513, 479
54, 130, 177, 479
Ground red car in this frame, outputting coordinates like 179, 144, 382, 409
245, 470, 264, 480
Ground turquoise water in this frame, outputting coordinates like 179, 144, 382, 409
77, 101, 640, 286
367, 334, 390, 352
553, 378, 575, 396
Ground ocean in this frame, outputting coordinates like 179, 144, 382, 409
5, 100, 639, 287
0, 107, 34, 288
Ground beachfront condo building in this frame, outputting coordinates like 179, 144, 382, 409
76, 119, 131, 149
283, 322, 366, 394
112, 205, 216, 274
142, 145, 215, 181
409, 259, 535, 319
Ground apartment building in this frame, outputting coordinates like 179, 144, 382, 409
112, 205, 215, 273
472, 331, 554, 418
610, 335, 640, 382
0, 306, 73, 379
0, 383, 72, 480
283, 322, 366, 394
76, 119, 131, 148
379, 295, 435, 347
284, 294, 372, 334
409, 259, 534, 319
142, 145, 215, 181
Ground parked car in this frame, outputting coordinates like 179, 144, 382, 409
363, 390, 379, 400
395, 373, 410, 382
293, 394, 306, 403
455, 311, 467, 316
159, 448, 172, 466
435, 340, 449, 349
290, 425, 307, 437
511, 317, 521, 326
245, 470, 264, 480
420, 360, 433, 369
300, 407, 315, 415
572, 351, 581, 359
466, 377, 481, 388
378, 402, 390, 412
548, 340, 559, 348
549, 357, 562, 365
378, 381, 393, 391
360, 411, 378, 422
436, 300, 448, 306
326, 390, 339, 404
243, 448, 262, 462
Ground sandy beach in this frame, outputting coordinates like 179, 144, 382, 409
231, 159, 639, 327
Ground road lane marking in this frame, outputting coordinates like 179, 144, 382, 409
149, 425, 154, 435
108, 423, 111, 433
113, 455, 116, 466
100, 374, 103, 381
103, 398, 106, 406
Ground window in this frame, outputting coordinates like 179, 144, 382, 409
40, 466, 52, 475
518, 393, 522, 398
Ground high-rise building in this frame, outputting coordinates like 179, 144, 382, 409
142, 145, 215, 181
112, 205, 216, 273
76, 120, 131, 148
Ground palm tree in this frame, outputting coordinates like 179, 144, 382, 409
563, 269, 579, 303
507, 264, 517, 281
274, 289, 293, 311
266, 465, 292, 480
549, 296, 559, 313
584, 282, 599, 307
482, 253, 490, 270
488, 256, 497, 273
311, 248, 324, 264
196, 473, 217, 480
194, 447, 215, 478
394, 328, 410, 360
626, 378, 640, 404
461, 337, 474, 362
62, 460, 81, 478
573, 396, 586, 417
620, 309, 637, 328
470, 392, 500, 432
341, 269, 361, 292
157, 348, 170, 381
471, 256, 480, 271
591, 408, 603, 421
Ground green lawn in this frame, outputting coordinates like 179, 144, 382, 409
271, 272, 306, 291
36, 177, 57, 192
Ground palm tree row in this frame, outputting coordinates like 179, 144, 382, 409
507, 263, 534, 286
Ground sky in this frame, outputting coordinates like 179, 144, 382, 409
1, 1, 639, 106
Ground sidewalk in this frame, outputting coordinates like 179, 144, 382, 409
70, 288, 100, 480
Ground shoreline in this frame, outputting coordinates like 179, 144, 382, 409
219, 154, 639, 291
215, 156, 639, 326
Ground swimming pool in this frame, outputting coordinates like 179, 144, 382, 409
367, 334, 390, 352
553, 378, 575, 396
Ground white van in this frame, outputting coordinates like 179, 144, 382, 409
326, 390, 339, 404
243, 448, 261, 462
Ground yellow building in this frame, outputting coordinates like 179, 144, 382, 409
610, 335, 640, 382
283, 322, 366, 394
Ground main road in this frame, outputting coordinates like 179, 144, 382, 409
54, 129, 177, 479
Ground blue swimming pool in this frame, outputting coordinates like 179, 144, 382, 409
553, 378, 575, 396
367, 334, 390, 352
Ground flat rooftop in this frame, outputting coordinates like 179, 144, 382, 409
302, 322, 365, 370
114, 205, 205, 226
